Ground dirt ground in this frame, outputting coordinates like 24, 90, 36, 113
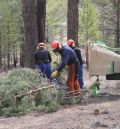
0, 72, 120, 129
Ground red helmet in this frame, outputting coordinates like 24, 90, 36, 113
67, 39, 75, 46
51, 40, 60, 50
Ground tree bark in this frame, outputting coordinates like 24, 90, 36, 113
7, 45, 10, 69
116, 0, 120, 47
20, 42, 25, 67
22, 0, 38, 68
12, 45, 17, 68
36, 0, 46, 43
0, 32, 2, 68
67, 0, 79, 46
20, 24, 25, 68
7, 24, 10, 70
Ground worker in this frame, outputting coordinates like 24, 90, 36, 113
34, 42, 52, 79
51, 40, 80, 95
67, 39, 84, 89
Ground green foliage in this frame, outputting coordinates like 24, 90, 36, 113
0, 68, 74, 116
0, 0, 23, 69
34, 89, 59, 113
0, 68, 43, 98
0, 0, 22, 42
46, 0, 67, 42
50, 50, 61, 70
56, 89, 66, 105
94, 0, 118, 46
0, 68, 50, 116
80, 0, 100, 41
46, 0, 67, 26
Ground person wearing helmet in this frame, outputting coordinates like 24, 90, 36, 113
51, 40, 80, 95
34, 42, 52, 79
67, 39, 84, 89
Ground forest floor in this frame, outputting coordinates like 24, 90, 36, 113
0, 70, 120, 129
0, 49, 120, 129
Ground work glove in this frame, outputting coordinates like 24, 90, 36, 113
51, 70, 59, 79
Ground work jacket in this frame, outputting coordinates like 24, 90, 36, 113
73, 47, 83, 65
57, 45, 79, 72
34, 48, 52, 64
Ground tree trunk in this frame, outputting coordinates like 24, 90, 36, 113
22, 0, 38, 68
3, 34, 6, 70
7, 24, 10, 70
20, 24, 25, 67
0, 32, 2, 68
13, 46, 17, 68
67, 0, 79, 46
20, 42, 25, 67
36, 0, 46, 43
85, 34, 89, 71
7, 44, 10, 69
116, 0, 120, 47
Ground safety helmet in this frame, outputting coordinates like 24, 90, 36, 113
67, 39, 75, 46
51, 40, 60, 50
37, 42, 45, 48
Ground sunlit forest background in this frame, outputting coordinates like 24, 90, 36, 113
0, 0, 119, 70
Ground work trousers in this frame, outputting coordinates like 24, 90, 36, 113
67, 64, 80, 95
36, 63, 52, 79
78, 64, 84, 89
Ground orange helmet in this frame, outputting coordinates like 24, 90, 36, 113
51, 40, 60, 50
67, 39, 75, 46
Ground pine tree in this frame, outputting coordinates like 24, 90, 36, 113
67, 0, 79, 46
22, 0, 38, 68
80, 0, 100, 41
80, 0, 100, 70
36, 0, 46, 42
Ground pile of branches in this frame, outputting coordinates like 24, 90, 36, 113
0, 68, 59, 117
0, 68, 85, 117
